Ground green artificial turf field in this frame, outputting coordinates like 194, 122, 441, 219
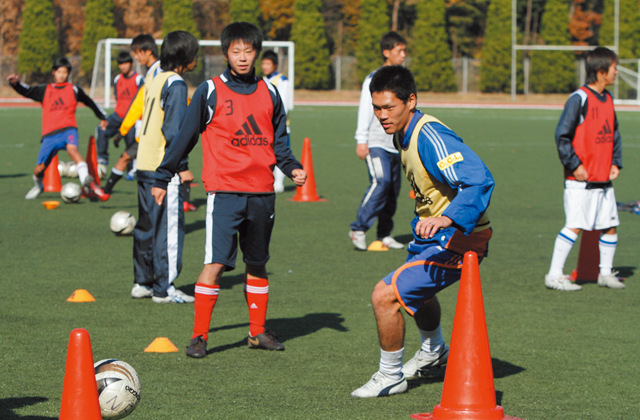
0, 105, 639, 419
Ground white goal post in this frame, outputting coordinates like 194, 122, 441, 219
509, 0, 638, 105
90, 38, 295, 110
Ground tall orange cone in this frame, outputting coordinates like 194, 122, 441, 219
570, 230, 600, 282
59, 328, 102, 420
85, 136, 101, 186
290, 137, 326, 202
411, 252, 523, 420
44, 154, 62, 192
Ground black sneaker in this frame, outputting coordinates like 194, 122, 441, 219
186, 336, 207, 358
248, 329, 285, 351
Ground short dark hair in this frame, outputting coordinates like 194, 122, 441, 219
116, 51, 133, 64
380, 31, 406, 58
262, 50, 278, 66
130, 34, 158, 58
221, 22, 263, 58
160, 31, 199, 72
370, 65, 416, 103
586, 47, 618, 84
52, 57, 72, 72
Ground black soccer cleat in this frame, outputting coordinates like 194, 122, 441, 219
247, 329, 285, 351
186, 336, 207, 358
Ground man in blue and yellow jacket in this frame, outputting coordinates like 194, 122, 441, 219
351, 65, 495, 398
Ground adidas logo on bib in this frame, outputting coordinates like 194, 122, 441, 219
231, 115, 270, 147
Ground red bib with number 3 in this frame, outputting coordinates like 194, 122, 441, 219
201, 77, 276, 193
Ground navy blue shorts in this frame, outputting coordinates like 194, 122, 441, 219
37, 128, 79, 166
204, 193, 276, 270
382, 246, 466, 316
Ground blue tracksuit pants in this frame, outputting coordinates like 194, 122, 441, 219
350, 147, 402, 238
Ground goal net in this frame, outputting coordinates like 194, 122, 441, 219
90, 38, 295, 110
616, 59, 640, 105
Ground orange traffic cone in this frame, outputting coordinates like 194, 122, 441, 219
411, 252, 523, 420
290, 137, 326, 202
59, 328, 102, 420
44, 154, 62, 192
570, 230, 600, 282
86, 136, 100, 187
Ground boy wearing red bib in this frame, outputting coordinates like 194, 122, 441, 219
152, 22, 307, 358
7, 57, 108, 200
546, 47, 624, 291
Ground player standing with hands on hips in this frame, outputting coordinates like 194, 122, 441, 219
545, 47, 625, 291
152, 22, 307, 358
351, 66, 494, 398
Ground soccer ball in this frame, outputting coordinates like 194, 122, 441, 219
94, 359, 141, 420
98, 163, 108, 179
66, 162, 78, 178
110, 211, 136, 235
58, 160, 68, 177
60, 182, 82, 203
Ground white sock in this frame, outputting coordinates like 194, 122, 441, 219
112, 167, 124, 176
419, 325, 445, 353
548, 228, 578, 278
76, 161, 89, 184
379, 348, 404, 379
599, 233, 617, 276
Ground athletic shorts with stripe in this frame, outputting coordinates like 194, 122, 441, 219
204, 193, 276, 271
37, 128, 79, 166
383, 245, 480, 316
563, 180, 619, 230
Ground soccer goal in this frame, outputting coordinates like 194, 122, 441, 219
90, 38, 295, 110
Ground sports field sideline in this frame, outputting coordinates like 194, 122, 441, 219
1, 105, 639, 419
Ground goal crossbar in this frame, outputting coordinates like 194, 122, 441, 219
91, 38, 295, 109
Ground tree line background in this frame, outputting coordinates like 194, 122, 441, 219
0, 0, 639, 93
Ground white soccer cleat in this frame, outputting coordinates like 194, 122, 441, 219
349, 230, 367, 251
402, 346, 449, 379
351, 371, 407, 398
152, 288, 195, 303
131, 284, 153, 299
597, 272, 625, 289
25, 185, 43, 200
545, 274, 582, 291
25, 175, 44, 199
381, 236, 404, 249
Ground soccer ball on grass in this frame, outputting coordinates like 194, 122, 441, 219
94, 359, 141, 419
110, 211, 136, 235
60, 182, 82, 203
58, 160, 68, 177
66, 162, 78, 178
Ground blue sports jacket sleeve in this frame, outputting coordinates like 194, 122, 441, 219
555, 93, 583, 173
417, 122, 495, 234
154, 81, 209, 190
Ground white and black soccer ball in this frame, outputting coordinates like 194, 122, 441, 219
60, 182, 82, 203
58, 160, 68, 177
66, 162, 78, 178
94, 359, 141, 420
110, 211, 136, 235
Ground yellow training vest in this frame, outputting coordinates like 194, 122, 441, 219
137, 71, 177, 172
396, 113, 490, 232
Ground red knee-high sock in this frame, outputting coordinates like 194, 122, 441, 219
193, 283, 219, 341
244, 278, 269, 337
